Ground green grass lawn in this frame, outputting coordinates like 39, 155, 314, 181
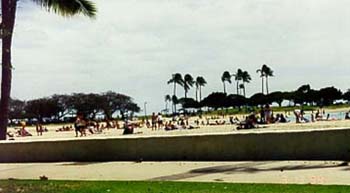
1, 180, 350, 193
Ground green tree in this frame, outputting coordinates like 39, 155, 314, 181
221, 71, 231, 94
9, 98, 26, 121
267, 91, 284, 107
0, 0, 97, 140
195, 76, 207, 102
25, 97, 62, 123
343, 89, 350, 104
201, 92, 228, 110
183, 74, 194, 98
167, 73, 184, 99
98, 92, 133, 120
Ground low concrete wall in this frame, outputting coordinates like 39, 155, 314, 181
1, 128, 350, 162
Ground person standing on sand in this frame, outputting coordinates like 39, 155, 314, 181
264, 104, 271, 124
151, 112, 157, 131
36, 122, 43, 136
74, 115, 86, 137
259, 106, 265, 124
157, 113, 163, 130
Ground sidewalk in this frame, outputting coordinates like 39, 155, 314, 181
0, 161, 349, 185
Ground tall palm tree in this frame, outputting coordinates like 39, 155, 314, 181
241, 70, 251, 97
221, 71, 231, 94
171, 95, 178, 114
256, 65, 266, 94
183, 74, 194, 98
0, 0, 97, 140
232, 69, 243, 95
164, 94, 171, 114
264, 65, 274, 94
167, 73, 184, 99
195, 76, 207, 102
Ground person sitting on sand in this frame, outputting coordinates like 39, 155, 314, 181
164, 121, 174, 131
165, 121, 186, 130
345, 112, 350, 120
237, 113, 257, 130
86, 121, 95, 134
123, 121, 134, 135
279, 114, 288, 123
18, 121, 32, 137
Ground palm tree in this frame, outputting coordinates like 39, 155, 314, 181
183, 74, 194, 98
167, 73, 184, 99
0, 0, 97, 140
195, 76, 207, 102
241, 71, 251, 97
264, 65, 274, 94
164, 94, 171, 114
256, 64, 265, 94
232, 69, 243, 95
221, 71, 231, 94
171, 95, 178, 114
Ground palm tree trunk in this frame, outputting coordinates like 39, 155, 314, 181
199, 86, 202, 101
236, 81, 239, 95
173, 82, 176, 97
261, 76, 264, 94
165, 101, 168, 113
171, 101, 174, 114
0, 0, 17, 140
243, 83, 246, 97
223, 82, 226, 94
195, 86, 198, 102
266, 76, 269, 94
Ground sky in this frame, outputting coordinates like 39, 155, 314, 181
5, 0, 350, 114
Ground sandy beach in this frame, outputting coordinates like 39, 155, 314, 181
6, 115, 350, 142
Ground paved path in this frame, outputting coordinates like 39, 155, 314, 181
1, 161, 349, 185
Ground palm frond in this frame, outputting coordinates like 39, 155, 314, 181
32, 0, 97, 18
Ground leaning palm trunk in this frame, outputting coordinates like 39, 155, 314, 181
0, 0, 17, 140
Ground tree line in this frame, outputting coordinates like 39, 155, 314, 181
166, 64, 349, 113
8, 91, 140, 125
168, 85, 349, 112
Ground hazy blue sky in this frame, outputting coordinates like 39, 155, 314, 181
7, 0, 350, 114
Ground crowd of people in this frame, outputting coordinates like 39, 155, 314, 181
5, 106, 350, 140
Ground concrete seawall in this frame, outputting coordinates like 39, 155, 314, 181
1, 128, 350, 162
